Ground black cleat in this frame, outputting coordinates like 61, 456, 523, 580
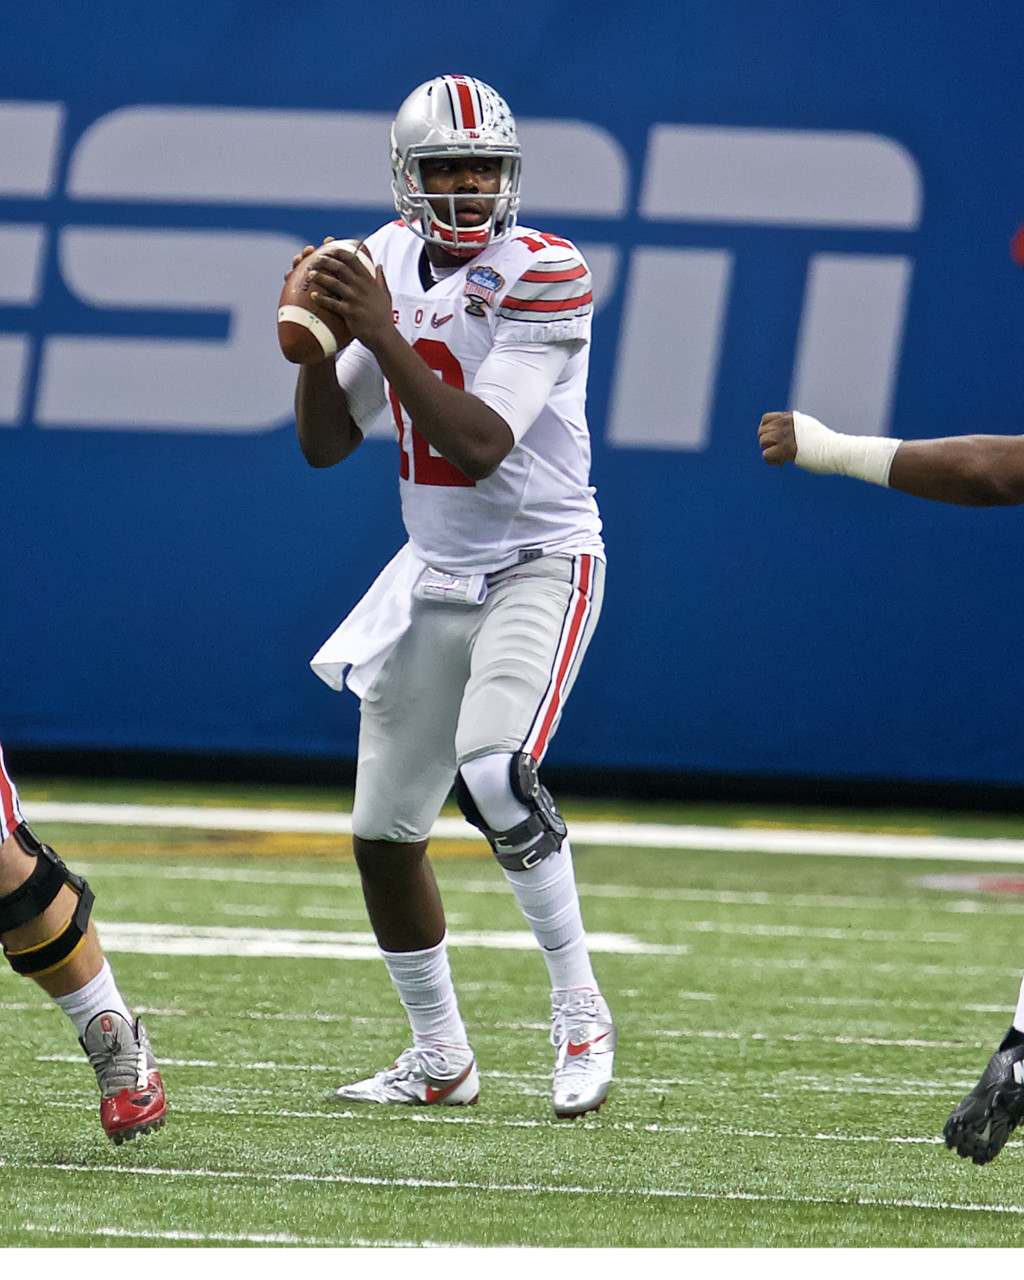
944, 1044, 1024, 1165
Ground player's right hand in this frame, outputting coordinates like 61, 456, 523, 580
758, 412, 798, 467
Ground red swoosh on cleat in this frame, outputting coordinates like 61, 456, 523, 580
424, 1059, 475, 1103
567, 1032, 611, 1058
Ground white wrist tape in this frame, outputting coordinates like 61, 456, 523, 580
792, 411, 901, 487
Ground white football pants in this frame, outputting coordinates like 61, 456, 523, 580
351, 553, 603, 843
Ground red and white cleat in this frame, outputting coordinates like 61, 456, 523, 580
81, 1011, 167, 1144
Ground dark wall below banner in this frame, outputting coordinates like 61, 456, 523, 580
3, 1, 1024, 790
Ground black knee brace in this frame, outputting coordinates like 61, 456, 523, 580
0, 824, 94, 977
455, 752, 567, 872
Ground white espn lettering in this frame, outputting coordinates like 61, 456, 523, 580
790, 253, 914, 440
37, 226, 304, 432
0, 101, 64, 427
0, 335, 31, 425
0, 103, 922, 447
0, 100, 65, 197
608, 247, 733, 451
0, 223, 48, 426
608, 125, 922, 449
67, 107, 631, 218
640, 125, 921, 228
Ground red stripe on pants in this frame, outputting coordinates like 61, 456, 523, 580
528, 555, 593, 759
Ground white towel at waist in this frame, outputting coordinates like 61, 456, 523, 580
310, 543, 426, 698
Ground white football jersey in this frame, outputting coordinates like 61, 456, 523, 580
334, 221, 604, 575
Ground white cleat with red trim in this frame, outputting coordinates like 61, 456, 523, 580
550, 989, 616, 1118
332, 1047, 479, 1106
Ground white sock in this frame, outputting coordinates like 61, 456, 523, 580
459, 754, 600, 994
380, 935, 471, 1057
503, 839, 598, 993
51, 959, 133, 1038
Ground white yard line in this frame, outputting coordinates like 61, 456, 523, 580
83, 917, 961, 960
22, 800, 1024, 863
57, 861, 1024, 918
14, 1222, 431, 1247
84, 920, 689, 960
11, 1158, 1024, 1216
21, 1095, 965, 1131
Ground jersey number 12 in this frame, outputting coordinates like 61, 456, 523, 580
389, 338, 475, 487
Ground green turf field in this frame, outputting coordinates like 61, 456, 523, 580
2, 778, 1024, 1249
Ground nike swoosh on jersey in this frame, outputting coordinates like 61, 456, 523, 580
431, 313, 454, 327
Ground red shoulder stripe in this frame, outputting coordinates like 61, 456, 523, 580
500, 292, 593, 313
520, 265, 588, 284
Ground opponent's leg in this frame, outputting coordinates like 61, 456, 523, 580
944, 977, 1024, 1165
0, 822, 166, 1143
456, 750, 615, 1118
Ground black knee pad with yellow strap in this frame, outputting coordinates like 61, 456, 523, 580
0, 823, 94, 977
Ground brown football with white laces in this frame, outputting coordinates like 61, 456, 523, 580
277, 238, 374, 364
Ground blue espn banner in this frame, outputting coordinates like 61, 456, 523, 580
3, 1, 1023, 787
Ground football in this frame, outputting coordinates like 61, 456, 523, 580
277, 238, 375, 364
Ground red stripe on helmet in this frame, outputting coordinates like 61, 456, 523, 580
450, 76, 478, 130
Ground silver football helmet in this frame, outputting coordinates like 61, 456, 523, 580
390, 75, 521, 257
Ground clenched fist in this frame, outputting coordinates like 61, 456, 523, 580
758, 412, 798, 467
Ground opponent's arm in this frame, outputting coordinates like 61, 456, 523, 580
758, 410, 1024, 506
308, 254, 513, 480
889, 435, 1024, 505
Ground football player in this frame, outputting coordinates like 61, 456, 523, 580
291, 75, 615, 1117
758, 408, 1024, 1163
0, 739, 166, 1142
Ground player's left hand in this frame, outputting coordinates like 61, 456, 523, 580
308, 247, 393, 349
287, 235, 337, 276
758, 412, 798, 466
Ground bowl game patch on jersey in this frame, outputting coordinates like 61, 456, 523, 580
464, 265, 505, 317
